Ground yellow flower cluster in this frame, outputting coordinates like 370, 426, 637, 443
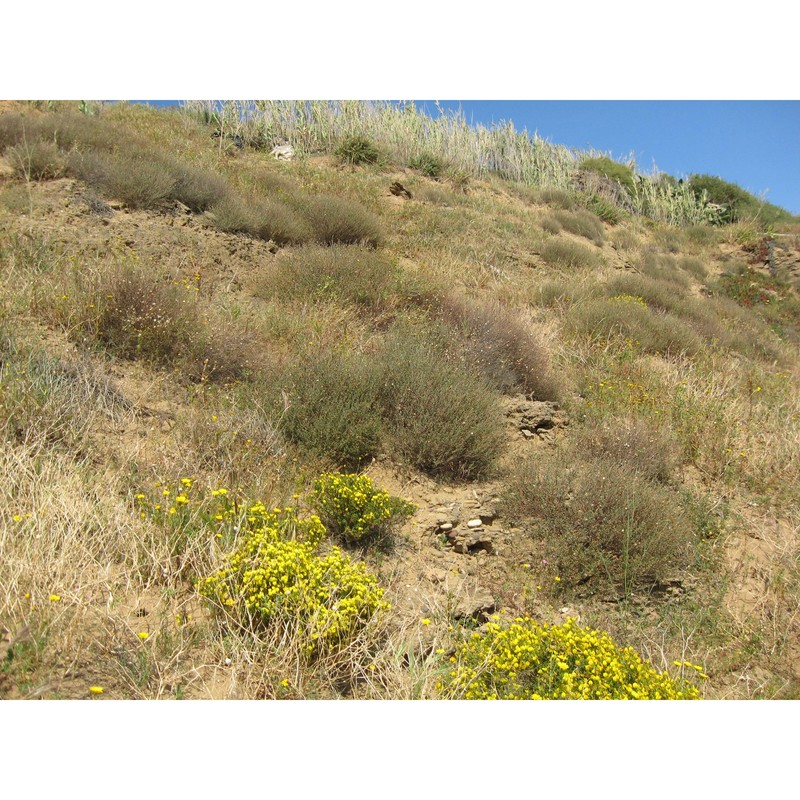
310, 472, 415, 543
198, 503, 389, 654
440, 617, 702, 700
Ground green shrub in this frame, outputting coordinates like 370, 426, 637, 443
6, 140, 65, 180
539, 214, 562, 235
409, 151, 444, 178
335, 135, 380, 165
310, 472, 415, 545
439, 617, 702, 699
580, 156, 636, 196
257, 244, 400, 312
504, 453, 695, 595
540, 238, 603, 270
279, 349, 383, 469
638, 252, 691, 286
198, 503, 389, 654
378, 324, 504, 480
688, 174, 793, 226
302, 194, 384, 247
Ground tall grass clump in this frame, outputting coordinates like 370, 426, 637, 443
6, 141, 65, 181
335, 135, 380, 165
377, 323, 504, 480
504, 453, 695, 596
550, 208, 605, 245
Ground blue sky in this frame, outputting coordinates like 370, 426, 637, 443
427, 101, 800, 215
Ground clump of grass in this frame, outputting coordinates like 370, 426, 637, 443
536, 187, 577, 209
540, 238, 603, 270
278, 349, 383, 470
584, 193, 623, 224
504, 452, 696, 596
335, 135, 380, 165
301, 194, 384, 247
6, 141, 65, 181
378, 324, 504, 480
255, 244, 400, 312
551, 208, 605, 245
678, 256, 708, 280
208, 194, 310, 245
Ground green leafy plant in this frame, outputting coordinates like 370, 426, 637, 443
580, 156, 636, 196
439, 617, 703, 699
310, 472, 415, 545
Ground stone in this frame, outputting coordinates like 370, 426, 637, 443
454, 589, 496, 621
467, 518, 483, 529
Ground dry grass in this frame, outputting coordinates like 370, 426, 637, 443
540, 238, 604, 270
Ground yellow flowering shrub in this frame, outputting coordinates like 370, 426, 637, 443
440, 617, 702, 700
310, 472, 415, 544
198, 502, 389, 653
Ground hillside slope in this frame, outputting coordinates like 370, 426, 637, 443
1, 101, 799, 699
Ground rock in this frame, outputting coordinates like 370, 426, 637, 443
454, 589, 496, 621
505, 398, 567, 438
467, 518, 483, 529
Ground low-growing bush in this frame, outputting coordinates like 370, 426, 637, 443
198, 503, 389, 654
551, 208, 605, 245
65, 264, 256, 382
378, 324, 504, 480
310, 472, 415, 545
171, 165, 230, 212
279, 349, 383, 469
572, 415, 681, 483
638, 252, 691, 286
584, 193, 622, 224
437, 294, 560, 400
567, 296, 702, 356
439, 617, 702, 699
335, 135, 380, 165
301, 194, 384, 247
209, 194, 310, 245
540, 238, 603, 270
96, 151, 177, 209
536, 187, 577, 210
256, 244, 400, 312
504, 453, 695, 595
